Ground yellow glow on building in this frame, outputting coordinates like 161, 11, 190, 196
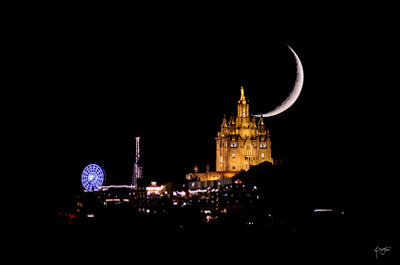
187, 87, 273, 183
146, 182, 164, 196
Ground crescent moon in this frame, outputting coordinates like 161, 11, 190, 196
255, 45, 304, 117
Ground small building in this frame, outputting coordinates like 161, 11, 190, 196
146, 181, 164, 196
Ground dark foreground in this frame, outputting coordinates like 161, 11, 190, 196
40, 203, 395, 264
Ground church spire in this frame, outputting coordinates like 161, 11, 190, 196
237, 86, 249, 121
221, 114, 228, 128
258, 115, 264, 126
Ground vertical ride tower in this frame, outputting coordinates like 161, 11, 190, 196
132, 136, 143, 187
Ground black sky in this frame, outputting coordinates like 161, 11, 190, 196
33, 6, 398, 214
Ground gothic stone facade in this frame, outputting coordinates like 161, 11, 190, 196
187, 86, 272, 184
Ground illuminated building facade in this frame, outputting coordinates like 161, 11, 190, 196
187, 86, 273, 186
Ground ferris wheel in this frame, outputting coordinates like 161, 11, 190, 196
81, 164, 105, 191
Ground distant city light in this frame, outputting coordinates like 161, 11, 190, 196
146, 183, 164, 196
188, 188, 208, 194
234, 179, 242, 184
314, 208, 333, 212
99, 185, 134, 191
176, 191, 186, 197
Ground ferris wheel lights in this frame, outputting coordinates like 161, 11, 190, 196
81, 164, 105, 191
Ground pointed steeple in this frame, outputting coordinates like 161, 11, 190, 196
257, 115, 266, 136
220, 115, 228, 137
228, 113, 236, 125
228, 113, 236, 136
221, 114, 228, 128
251, 115, 256, 124
258, 115, 264, 126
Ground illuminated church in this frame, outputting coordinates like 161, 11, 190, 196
186, 86, 273, 185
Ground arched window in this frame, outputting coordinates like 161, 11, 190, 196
246, 145, 251, 157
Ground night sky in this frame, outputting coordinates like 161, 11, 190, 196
33, 6, 397, 217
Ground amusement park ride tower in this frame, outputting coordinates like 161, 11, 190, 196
132, 137, 143, 187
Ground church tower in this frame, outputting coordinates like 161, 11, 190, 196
186, 86, 273, 184
216, 86, 273, 173
237, 86, 250, 129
